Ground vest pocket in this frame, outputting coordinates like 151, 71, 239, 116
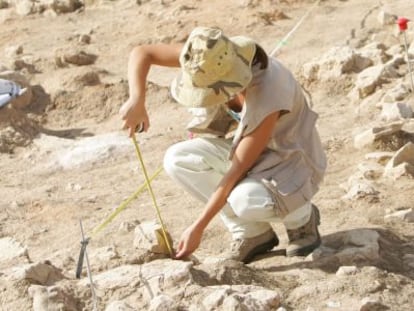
261, 157, 315, 217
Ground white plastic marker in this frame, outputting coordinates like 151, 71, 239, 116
397, 17, 414, 92
270, 0, 321, 57
0, 79, 26, 108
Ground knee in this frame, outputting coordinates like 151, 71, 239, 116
227, 180, 274, 219
163, 143, 183, 178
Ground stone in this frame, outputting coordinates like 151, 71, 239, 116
359, 297, 387, 311
134, 220, 173, 254
337, 229, 380, 263
89, 246, 119, 262
4, 45, 23, 58
29, 284, 78, 311
384, 162, 414, 179
380, 102, 413, 121
9, 261, 66, 285
384, 143, 414, 178
352, 64, 399, 99
342, 179, 379, 201
202, 288, 231, 311
105, 300, 135, 311
403, 254, 414, 269
15, 0, 34, 15
377, 10, 396, 26
364, 152, 394, 164
336, 266, 359, 276
353, 122, 403, 149
382, 84, 410, 103
149, 295, 177, 311
302, 46, 373, 82
384, 208, 414, 223
0, 237, 28, 263
78, 260, 193, 294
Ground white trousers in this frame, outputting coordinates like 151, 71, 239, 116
163, 137, 312, 239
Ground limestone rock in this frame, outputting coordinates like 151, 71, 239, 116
134, 220, 173, 254
105, 300, 135, 311
353, 122, 403, 149
9, 261, 66, 285
377, 10, 396, 26
384, 208, 414, 223
384, 142, 414, 178
149, 295, 177, 311
29, 284, 78, 311
336, 266, 359, 276
352, 64, 399, 99
0, 237, 28, 264
302, 46, 373, 82
380, 102, 413, 121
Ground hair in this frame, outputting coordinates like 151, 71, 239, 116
251, 44, 268, 70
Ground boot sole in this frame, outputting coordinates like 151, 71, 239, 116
243, 236, 279, 264
286, 205, 321, 257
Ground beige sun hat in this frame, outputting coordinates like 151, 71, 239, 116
171, 27, 257, 108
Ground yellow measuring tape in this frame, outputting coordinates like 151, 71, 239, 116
90, 166, 163, 238
131, 135, 174, 257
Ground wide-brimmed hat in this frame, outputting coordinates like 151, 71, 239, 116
171, 27, 256, 108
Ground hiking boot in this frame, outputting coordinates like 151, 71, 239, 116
286, 204, 321, 257
221, 229, 279, 264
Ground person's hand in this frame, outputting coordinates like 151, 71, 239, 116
119, 96, 150, 137
175, 223, 204, 259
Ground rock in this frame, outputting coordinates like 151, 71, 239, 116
380, 102, 413, 121
79, 34, 91, 44
55, 48, 97, 66
357, 162, 383, 180
149, 295, 177, 311
338, 230, 380, 263
352, 64, 399, 99
382, 84, 410, 103
409, 41, 414, 58
358, 42, 390, 64
105, 301, 135, 310
202, 285, 280, 311
29, 284, 78, 311
377, 10, 396, 26
384, 208, 414, 222
364, 152, 394, 164
63, 50, 97, 66
0, 237, 28, 264
342, 181, 379, 201
403, 254, 414, 269
9, 261, 66, 285
89, 246, 119, 262
15, 0, 34, 15
78, 260, 193, 295
134, 220, 173, 255
302, 46, 373, 82
336, 266, 359, 276
44, 132, 132, 170
4, 45, 23, 58
353, 122, 403, 149
202, 288, 231, 311
359, 297, 387, 311
383, 162, 414, 179
384, 142, 414, 178
49, 0, 82, 14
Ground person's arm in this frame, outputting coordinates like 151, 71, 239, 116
175, 110, 280, 258
120, 43, 182, 136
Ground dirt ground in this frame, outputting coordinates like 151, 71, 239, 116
1, 0, 414, 310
